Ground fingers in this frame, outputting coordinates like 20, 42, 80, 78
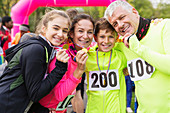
122, 33, 133, 48
75, 50, 88, 71
123, 33, 131, 41
56, 49, 70, 63
124, 39, 129, 48
76, 50, 88, 64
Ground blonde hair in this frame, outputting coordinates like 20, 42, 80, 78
35, 9, 70, 34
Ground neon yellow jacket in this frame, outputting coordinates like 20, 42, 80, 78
115, 19, 170, 113
85, 45, 127, 113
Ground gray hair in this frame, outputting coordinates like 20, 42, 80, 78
104, 0, 133, 20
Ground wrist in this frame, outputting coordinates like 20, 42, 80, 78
73, 68, 84, 79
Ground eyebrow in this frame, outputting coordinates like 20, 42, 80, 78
63, 28, 69, 30
53, 25, 68, 30
53, 25, 60, 28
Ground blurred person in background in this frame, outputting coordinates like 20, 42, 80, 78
0, 16, 13, 57
12, 24, 30, 45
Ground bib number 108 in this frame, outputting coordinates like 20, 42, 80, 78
127, 58, 155, 81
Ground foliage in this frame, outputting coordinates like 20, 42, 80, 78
155, 3, 170, 18
128, 0, 154, 19
0, 0, 19, 17
29, 6, 107, 32
1, 0, 170, 32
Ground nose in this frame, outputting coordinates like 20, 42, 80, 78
117, 21, 124, 29
104, 37, 109, 43
83, 31, 88, 39
57, 29, 63, 38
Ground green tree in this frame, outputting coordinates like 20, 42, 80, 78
155, 3, 170, 18
29, 7, 67, 32
129, 0, 154, 19
0, 0, 19, 16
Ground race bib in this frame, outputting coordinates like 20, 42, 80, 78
89, 69, 120, 91
56, 95, 74, 111
127, 58, 155, 81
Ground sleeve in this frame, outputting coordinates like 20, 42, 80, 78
1, 36, 7, 47
118, 50, 127, 76
53, 59, 82, 102
21, 44, 67, 102
129, 21, 170, 75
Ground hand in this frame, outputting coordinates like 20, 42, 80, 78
56, 49, 70, 63
123, 67, 129, 76
74, 50, 88, 79
123, 33, 132, 48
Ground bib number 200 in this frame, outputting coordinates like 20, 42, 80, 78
89, 70, 120, 91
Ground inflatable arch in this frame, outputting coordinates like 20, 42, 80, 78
11, 0, 116, 39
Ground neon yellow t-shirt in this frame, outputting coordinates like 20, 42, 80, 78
85, 45, 127, 113
115, 19, 170, 113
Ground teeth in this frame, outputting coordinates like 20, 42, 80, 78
102, 45, 110, 47
53, 37, 61, 42
79, 40, 89, 44
123, 26, 129, 32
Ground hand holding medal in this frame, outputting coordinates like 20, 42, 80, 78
56, 44, 70, 63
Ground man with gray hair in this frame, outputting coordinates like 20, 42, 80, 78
104, 0, 170, 113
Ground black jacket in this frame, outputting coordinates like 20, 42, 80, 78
0, 36, 67, 113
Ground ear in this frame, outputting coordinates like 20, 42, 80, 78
41, 25, 47, 34
94, 34, 98, 42
132, 8, 138, 15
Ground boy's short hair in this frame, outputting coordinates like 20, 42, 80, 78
94, 17, 117, 37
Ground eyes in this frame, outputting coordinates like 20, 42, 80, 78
99, 35, 114, 39
53, 27, 68, 34
112, 15, 125, 28
77, 29, 93, 35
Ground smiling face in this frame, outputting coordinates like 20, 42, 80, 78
96, 29, 116, 52
108, 6, 139, 36
42, 15, 69, 46
71, 19, 94, 51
